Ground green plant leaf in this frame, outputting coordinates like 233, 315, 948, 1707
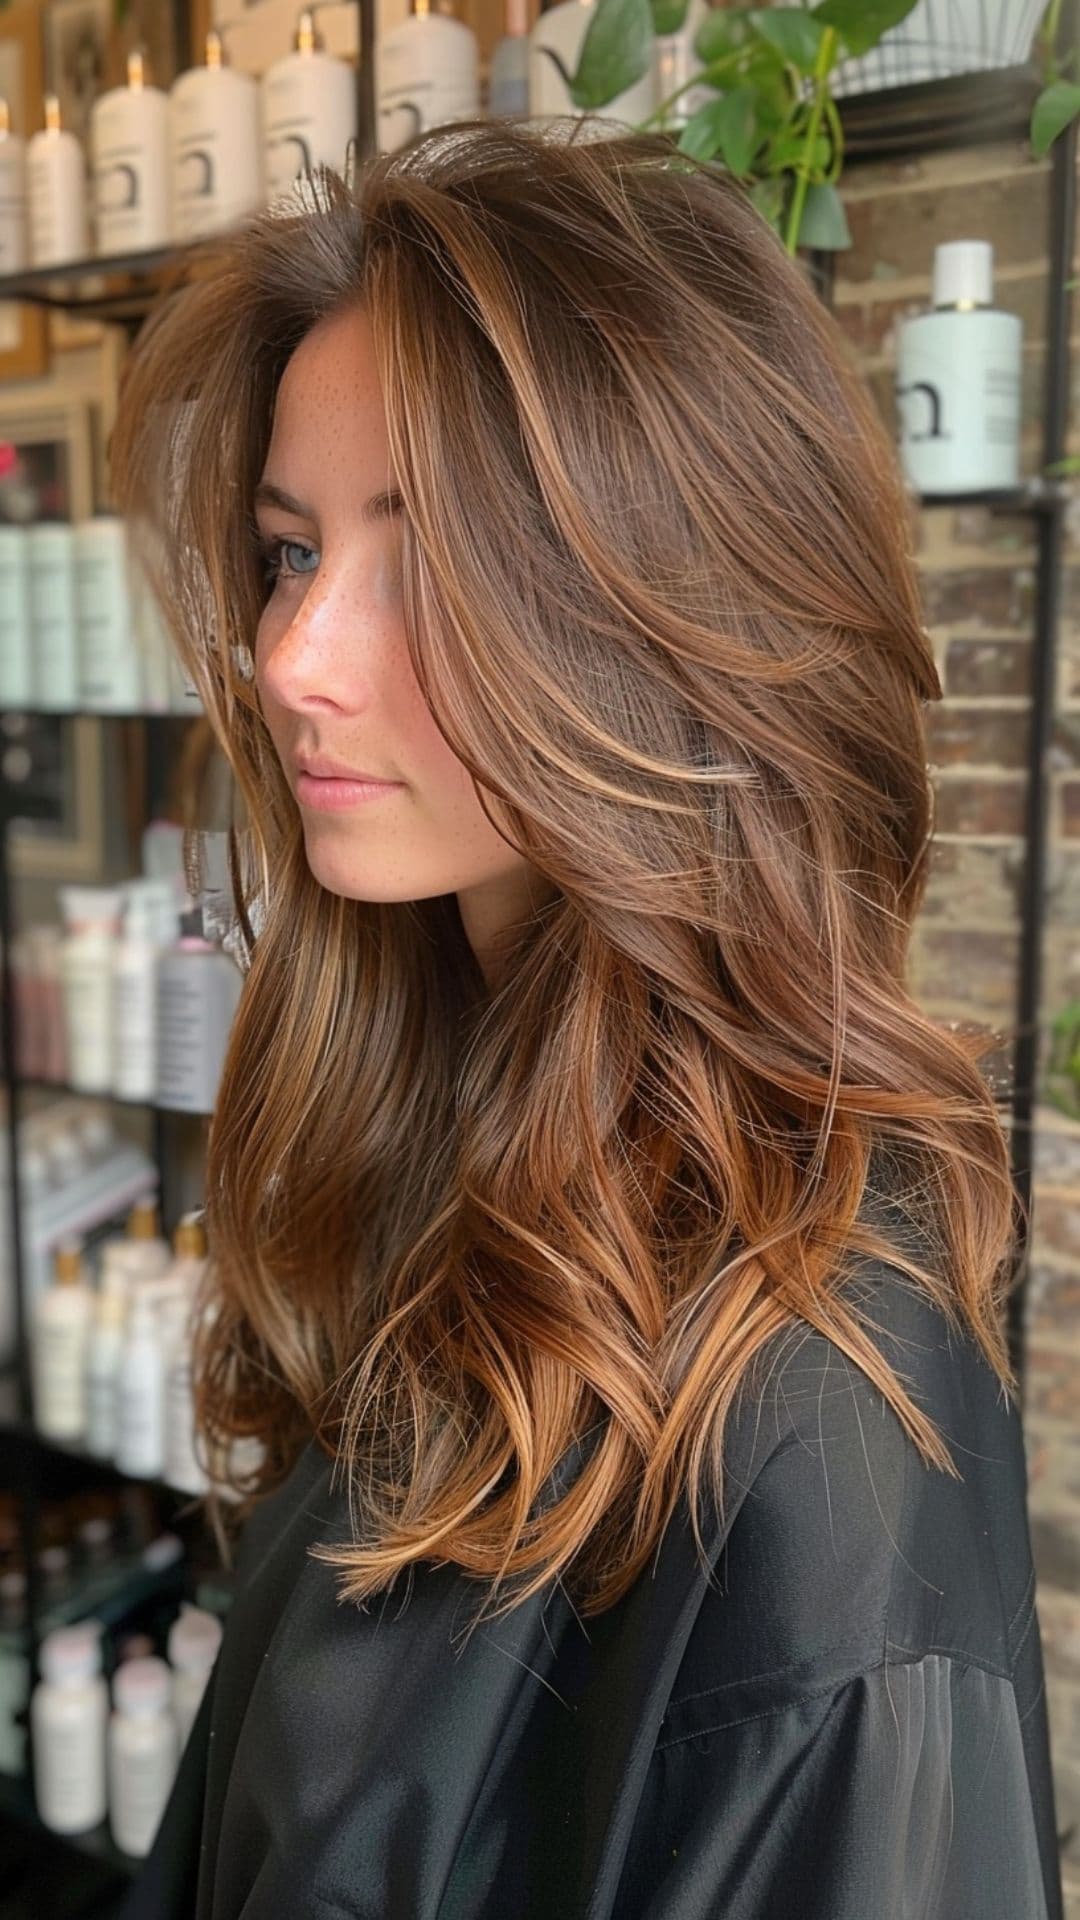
694, 7, 755, 63
749, 7, 828, 71
793, 180, 851, 248
650, 0, 689, 38
813, 0, 920, 57
572, 0, 654, 108
1031, 79, 1080, 156
702, 88, 759, 174
749, 176, 787, 231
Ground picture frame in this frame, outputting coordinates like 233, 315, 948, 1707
0, 7, 49, 382
41, 0, 111, 155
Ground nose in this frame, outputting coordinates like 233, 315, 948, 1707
257, 564, 373, 719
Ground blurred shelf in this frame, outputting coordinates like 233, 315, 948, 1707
8, 1076, 209, 1119
0, 1767, 138, 1879
0, 240, 206, 322
913, 480, 1067, 513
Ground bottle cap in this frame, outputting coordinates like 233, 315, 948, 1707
113, 1653, 171, 1716
174, 1213, 207, 1260
127, 1198, 161, 1242
204, 28, 226, 67
294, 8, 322, 52
53, 1241, 84, 1284
167, 1605, 223, 1672
39, 1622, 102, 1686
932, 240, 993, 310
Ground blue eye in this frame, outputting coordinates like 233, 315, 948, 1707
260, 537, 319, 584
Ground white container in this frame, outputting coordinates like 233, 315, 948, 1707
896, 240, 1023, 497
261, 9, 357, 201
0, 98, 27, 274
31, 1241, 93, 1441
156, 909, 243, 1113
28, 523, 79, 711
488, 0, 530, 116
163, 1219, 209, 1494
168, 1605, 222, 1747
27, 96, 89, 268
74, 516, 142, 711
107, 1655, 178, 1856
529, 0, 657, 132
118, 1195, 172, 1284
169, 31, 261, 242
114, 1286, 166, 1477
31, 1623, 108, 1834
91, 51, 170, 256
112, 877, 180, 1101
0, 524, 31, 707
376, 0, 480, 154
58, 884, 123, 1094
652, 0, 711, 132
83, 1273, 127, 1458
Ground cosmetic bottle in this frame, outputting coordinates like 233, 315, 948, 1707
487, 0, 530, 116
0, 97, 27, 274
75, 516, 142, 711
83, 1271, 127, 1458
119, 1196, 172, 1285
0, 524, 31, 707
162, 1217, 209, 1494
32, 1241, 93, 1441
156, 907, 243, 1113
168, 1605, 222, 1747
57, 885, 124, 1094
169, 30, 260, 242
114, 1285, 165, 1477
28, 522, 79, 711
529, 0, 656, 132
27, 95, 89, 267
896, 239, 1023, 497
376, 0, 480, 154
31, 1622, 108, 1833
261, 9, 358, 203
90, 50, 170, 256
112, 877, 180, 1101
652, 0, 711, 132
107, 1655, 179, 1856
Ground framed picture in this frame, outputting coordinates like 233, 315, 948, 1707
0, 395, 104, 879
42, 0, 110, 154
0, 8, 48, 382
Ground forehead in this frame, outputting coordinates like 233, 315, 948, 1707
267, 306, 388, 464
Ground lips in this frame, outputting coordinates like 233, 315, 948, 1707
295, 755, 395, 782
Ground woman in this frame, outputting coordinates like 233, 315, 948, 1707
111, 118, 1062, 1919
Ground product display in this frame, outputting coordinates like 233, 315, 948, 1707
169, 31, 261, 242
896, 238, 1023, 497
0, 97, 27, 275
27, 95, 89, 267
90, 51, 170, 256
261, 10, 358, 202
376, 0, 481, 154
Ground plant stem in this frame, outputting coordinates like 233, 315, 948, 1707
635, 47, 743, 131
783, 24, 837, 255
1040, 0, 1064, 73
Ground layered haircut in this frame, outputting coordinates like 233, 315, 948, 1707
109, 116, 1020, 1631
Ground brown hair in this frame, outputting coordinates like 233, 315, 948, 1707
109, 116, 1020, 1632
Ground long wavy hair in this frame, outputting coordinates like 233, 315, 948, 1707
109, 116, 1021, 1631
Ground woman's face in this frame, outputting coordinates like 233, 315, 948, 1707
253, 304, 553, 983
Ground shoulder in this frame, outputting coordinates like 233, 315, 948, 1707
664, 1259, 1036, 1733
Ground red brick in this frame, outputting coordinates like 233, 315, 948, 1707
841, 170, 1050, 284
914, 924, 1018, 1015
926, 704, 1030, 769
933, 776, 1027, 835
922, 567, 1036, 632
945, 638, 1032, 697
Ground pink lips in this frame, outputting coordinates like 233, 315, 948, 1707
295, 770, 404, 812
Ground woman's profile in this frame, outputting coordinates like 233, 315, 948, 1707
110, 116, 1062, 1920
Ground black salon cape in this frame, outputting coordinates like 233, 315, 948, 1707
120, 1259, 1064, 1920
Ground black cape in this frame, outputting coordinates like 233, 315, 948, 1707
120, 1257, 1064, 1919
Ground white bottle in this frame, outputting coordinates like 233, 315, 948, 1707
58, 885, 123, 1094
112, 878, 179, 1101
261, 10, 358, 203
156, 908, 243, 1113
167, 1606, 222, 1747
0, 97, 27, 274
488, 0, 530, 117
32, 1241, 93, 1442
27, 95, 89, 267
0, 524, 31, 707
376, 0, 480, 154
114, 1286, 166, 1477
169, 31, 260, 243
529, 0, 657, 132
107, 1655, 178, 1856
31, 1622, 108, 1834
896, 240, 1023, 498
83, 1272, 127, 1458
119, 1195, 172, 1285
162, 1217, 209, 1494
91, 50, 170, 256
28, 523, 79, 711
652, 0, 711, 132
75, 516, 142, 712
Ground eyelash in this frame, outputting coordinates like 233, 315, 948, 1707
258, 535, 317, 585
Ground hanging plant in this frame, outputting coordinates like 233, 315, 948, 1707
565, 0, 921, 254
1030, 0, 1080, 156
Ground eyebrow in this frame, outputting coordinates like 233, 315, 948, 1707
252, 481, 403, 524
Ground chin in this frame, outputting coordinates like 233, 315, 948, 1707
301, 833, 404, 904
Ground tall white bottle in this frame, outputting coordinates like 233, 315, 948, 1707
31, 1623, 109, 1834
376, 0, 481, 154
114, 1286, 166, 1477
75, 516, 143, 712
28, 522, 79, 711
896, 240, 1023, 498
169, 31, 261, 242
107, 1656, 178, 1856
83, 1271, 127, 1458
487, 0, 530, 117
261, 10, 358, 203
0, 525, 31, 707
529, 0, 657, 133
57, 885, 124, 1094
32, 1242, 94, 1441
91, 50, 170, 256
0, 98, 27, 274
27, 96, 89, 267
112, 877, 180, 1101
167, 1606, 222, 1746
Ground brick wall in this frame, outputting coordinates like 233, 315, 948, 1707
834, 134, 1080, 1902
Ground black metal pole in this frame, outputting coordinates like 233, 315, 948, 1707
1007, 103, 1077, 1400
